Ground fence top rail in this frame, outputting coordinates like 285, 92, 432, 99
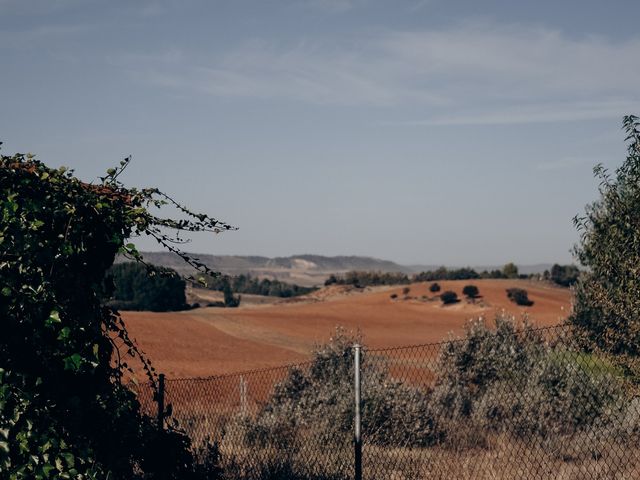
140, 322, 571, 384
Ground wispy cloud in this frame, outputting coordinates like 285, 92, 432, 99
116, 21, 640, 123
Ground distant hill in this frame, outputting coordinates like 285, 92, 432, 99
116, 252, 412, 287
117, 252, 556, 287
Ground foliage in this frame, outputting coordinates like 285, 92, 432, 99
440, 291, 459, 305
199, 273, 315, 298
548, 264, 581, 287
104, 262, 188, 311
502, 262, 519, 279
414, 267, 479, 282
325, 271, 410, 287
506, 288, 533, 306
431, 315, 625, 442
429, 282, 441, 293
570, 115, 640, 357
221, 278, 241, 308
402, 286, 411, 296
0, 149, 233, 479
462, 285, 479, 300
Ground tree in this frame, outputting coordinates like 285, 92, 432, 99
429, 282, 441, 293
506, 288, 533, 306
0, 150, 233, 478
503, 262, 519, 279
440, 291, 459, 305
570, 115, 640, 357
462, 285, 480, 301
222, 278, 241, 307
549, 264, 580, 287
105, 262, 187, 311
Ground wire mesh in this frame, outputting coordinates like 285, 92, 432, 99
132, 323, 640, 479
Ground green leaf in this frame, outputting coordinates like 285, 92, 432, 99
63, 354, 83, 372
1, 287, 10, 296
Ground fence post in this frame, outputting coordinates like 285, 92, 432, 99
240, 375, 247, 417
353, 344, 362, 480
157, 373, 165, 432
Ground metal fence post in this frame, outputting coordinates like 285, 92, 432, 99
157, 373, 165, 432
354, 344, 362, 480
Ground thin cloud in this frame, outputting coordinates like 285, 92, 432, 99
117, 21, 640, 121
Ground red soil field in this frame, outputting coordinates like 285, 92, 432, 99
121, 279, 572, 379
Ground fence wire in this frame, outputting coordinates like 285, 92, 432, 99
133, 323, 640, 479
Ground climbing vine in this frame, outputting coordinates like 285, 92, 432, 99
0, 147, 234, 479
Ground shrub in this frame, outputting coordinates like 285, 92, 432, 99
440, 290, 459, 305
507, 288, 534, 306
429, 282, 441, 293
431, 315, 625, 443
402, 286, 411, 296
390, 293, 398, 299
462, 284, 480, 300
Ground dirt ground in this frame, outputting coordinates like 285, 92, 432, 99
121, 279, 572, 378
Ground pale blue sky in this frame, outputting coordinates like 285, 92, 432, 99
2, 0, 639, 265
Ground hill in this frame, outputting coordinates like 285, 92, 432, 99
118, 252, 557, 287
117, 252, 412, 286
122, 279, 572, 378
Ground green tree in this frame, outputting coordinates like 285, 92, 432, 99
462, 284, 480, 301
105, 262, 187, 311
429, 282, 441, 293
440, 291, 459, 305
570, 115, 640, 357
502, 262, 519, 279
506, 288, 533, 306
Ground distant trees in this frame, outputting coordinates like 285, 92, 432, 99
440, 291, 459, 305
325, 271, 410, 287
104, 262, 188, 311
414, 267, 479, 282
462, 285, 480, 301
201, 273, 315, 298
506, 288, 533, 306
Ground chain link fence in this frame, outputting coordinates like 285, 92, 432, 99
133, 321, 640, 479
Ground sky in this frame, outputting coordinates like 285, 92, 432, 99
2, 0, 640, 266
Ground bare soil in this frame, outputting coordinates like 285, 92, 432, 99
122, 279, 572, 378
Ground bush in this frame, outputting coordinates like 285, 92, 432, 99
462, 284, 480, 300
402, 286, 411, 296
440, 290, 459, 305
507, 288, 534, 306
390, 293, 398, 299
431, 315, 626, 442
549, 264, 580, 287
429, 282, 441, 293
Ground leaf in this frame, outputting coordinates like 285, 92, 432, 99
63, 354, 83, 372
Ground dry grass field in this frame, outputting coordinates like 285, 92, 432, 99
121, 279, 572, 378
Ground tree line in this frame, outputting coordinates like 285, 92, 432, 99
327, 263, 580, 288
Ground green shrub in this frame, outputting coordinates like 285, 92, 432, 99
462, 285, 479, 300
440, 291, 459, 305
429, 282, 441, 293
506, 287, 533, 306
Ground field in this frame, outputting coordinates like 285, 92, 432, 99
121, 279, 572, 378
